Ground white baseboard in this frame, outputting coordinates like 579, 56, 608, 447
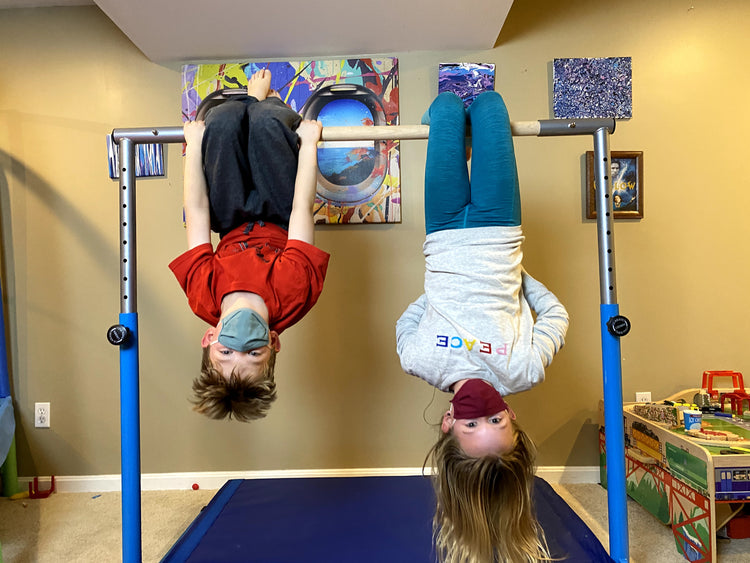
537, 465, 602, 484
18, 465, 601, 494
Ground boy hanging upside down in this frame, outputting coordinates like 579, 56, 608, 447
170, 69, 329, 422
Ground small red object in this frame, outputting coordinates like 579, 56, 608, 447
29, 476, 55, 499
192, 483, 199, 490
727, 512, 750, 539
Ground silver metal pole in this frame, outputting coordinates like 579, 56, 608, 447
594, 127, 617, 304
539, 118, 615, 137
118, 138, 137, 314
112, 127, 185, 145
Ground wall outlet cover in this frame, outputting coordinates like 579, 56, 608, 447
35, 402, 51, 428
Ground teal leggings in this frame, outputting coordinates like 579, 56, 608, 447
424, 91, 521, 234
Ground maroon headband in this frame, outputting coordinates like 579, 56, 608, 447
451, 378, 509, 419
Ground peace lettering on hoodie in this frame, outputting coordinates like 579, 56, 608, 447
435, 335, 508, 355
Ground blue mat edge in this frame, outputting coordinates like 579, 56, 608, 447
159, 475, 614, 563
160, 479, 243, 563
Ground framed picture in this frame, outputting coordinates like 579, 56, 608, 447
106, 134, 164, 179
586, 151, 643, 219
438, 63, 495, 107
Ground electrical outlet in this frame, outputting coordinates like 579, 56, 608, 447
35, 402, 50, 428
635, 392, 651, 403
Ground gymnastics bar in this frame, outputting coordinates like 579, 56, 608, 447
109, 117, 628, 563
111, 118, 616, 144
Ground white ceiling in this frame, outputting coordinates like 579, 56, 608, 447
1, 0, 514, 63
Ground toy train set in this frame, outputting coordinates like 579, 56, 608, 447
600, 370, 750, 562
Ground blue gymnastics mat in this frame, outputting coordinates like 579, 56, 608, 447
161, 475, 613, 563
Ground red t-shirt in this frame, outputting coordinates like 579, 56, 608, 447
169, 222, 330, 332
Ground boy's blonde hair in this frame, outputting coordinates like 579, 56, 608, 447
191, 346, 278, 422
426, 420, 551, 563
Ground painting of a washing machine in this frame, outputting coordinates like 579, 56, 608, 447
182, 58, 401, 224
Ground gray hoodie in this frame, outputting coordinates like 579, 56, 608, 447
396, 226, 569, 395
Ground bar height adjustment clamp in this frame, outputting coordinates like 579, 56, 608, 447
107, 324, 131, 346
606, 315, 631, 338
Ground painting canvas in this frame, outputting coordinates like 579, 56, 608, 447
438, 63, 495, 107
553, 57, 632, 119
586, 151, 643, 220
107, 135, 164, 179
182, 59, 400, 224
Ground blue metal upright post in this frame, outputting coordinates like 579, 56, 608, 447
108, 127, 185, 563
114, 136, 142, 563
592, 126, 629, 562
119, 311, 140, 563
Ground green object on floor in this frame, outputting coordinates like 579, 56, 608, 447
0, 435, 21, 497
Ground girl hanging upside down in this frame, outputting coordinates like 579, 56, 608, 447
396, 90, 569, 563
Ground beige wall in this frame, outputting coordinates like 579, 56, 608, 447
2, 0, 749, 477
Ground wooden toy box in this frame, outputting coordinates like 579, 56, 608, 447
599, 388, 750, 562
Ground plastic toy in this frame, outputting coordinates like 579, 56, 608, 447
28, 475, 55, 499
702, 370, 750, 417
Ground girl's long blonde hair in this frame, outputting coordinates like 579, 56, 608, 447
426, 420, 551, 563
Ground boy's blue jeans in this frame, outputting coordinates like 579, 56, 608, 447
202, 97, 302, 237
424, 91, 521, 235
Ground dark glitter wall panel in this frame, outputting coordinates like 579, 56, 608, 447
553, 57, 632, 119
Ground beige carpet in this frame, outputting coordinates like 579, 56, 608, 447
1, 483, 748, 562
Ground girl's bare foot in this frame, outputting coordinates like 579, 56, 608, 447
247, 69, 271, 101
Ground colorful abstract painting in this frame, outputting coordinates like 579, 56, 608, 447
106, 134, 164, 179
438, 63, 495, 107
553, 57, 632, 119
182, 59, 400, 224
